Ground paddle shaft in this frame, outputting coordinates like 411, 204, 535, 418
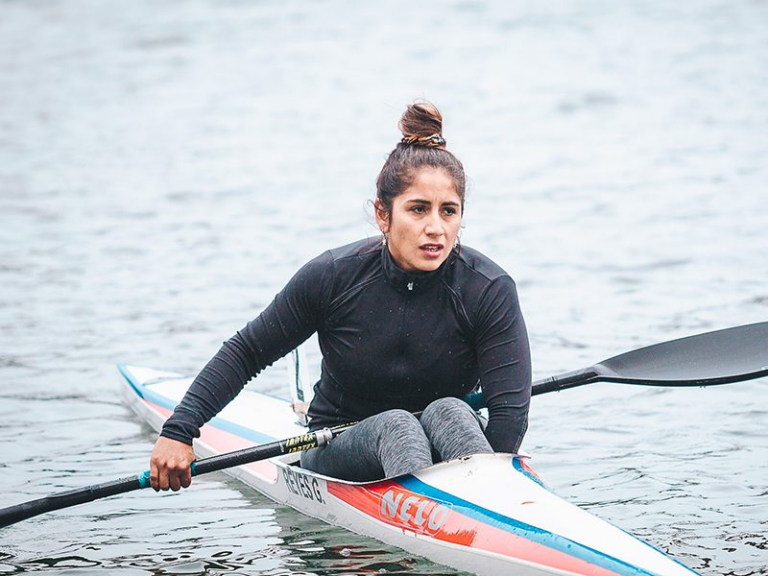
532, 368, 600, 395
0, 426, 349, 529
464, 369, 599, 407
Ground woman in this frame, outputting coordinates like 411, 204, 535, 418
150, 101, 531, 491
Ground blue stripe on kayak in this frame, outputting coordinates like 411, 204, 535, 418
118, 364, 277, 446
512, 457, 547, 490
397, 470, 662, 576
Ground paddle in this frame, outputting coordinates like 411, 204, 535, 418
0, 423, 353, 529
464, 321, 768, 408
1, 322, 766, 529
530, 321, 768, 395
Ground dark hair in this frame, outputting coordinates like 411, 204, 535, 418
375, 101, 467, 218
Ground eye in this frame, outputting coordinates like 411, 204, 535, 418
411, 205, 426, 214
443, 206, 458, 216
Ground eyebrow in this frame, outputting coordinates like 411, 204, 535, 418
405, 199, 461, 207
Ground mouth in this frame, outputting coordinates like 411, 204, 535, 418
420, 243, 444, 257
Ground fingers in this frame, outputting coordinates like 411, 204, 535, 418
169, 471, 182, 492
149, 436, 196, 492
180, 467, 192, 489
164, 465, 192, 492
152, 464, 181, 492
150, 453, 173, 492
150, 461, 160, 491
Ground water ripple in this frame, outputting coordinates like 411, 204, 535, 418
1, 0, 766, 574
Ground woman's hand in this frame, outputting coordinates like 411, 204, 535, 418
149, 436, 196, 491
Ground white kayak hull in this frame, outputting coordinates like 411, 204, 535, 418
119, 364, 699, 576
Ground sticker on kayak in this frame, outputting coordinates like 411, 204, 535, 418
329, 481, 452, 536
282, 466, 326, 505
381, 487, 450, 532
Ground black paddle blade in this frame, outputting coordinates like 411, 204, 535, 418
532, 322, 768, 395
596, 322, 768, 385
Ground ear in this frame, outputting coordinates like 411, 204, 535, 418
374, 200, 390, 234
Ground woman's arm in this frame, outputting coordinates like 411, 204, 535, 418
474, 276, 532, 453
150, 251, 334, 489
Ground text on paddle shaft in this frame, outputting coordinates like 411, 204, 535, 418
283, 468, 325, 504
380, 489, 449, 532
282, 433, 317, 453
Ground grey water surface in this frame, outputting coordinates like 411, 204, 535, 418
1, 1, 767, 574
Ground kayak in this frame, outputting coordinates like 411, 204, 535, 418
119, 363, 699, 576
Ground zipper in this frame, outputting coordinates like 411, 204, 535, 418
395, 282, 413, 362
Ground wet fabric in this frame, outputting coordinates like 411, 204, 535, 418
161, 238, 531, 453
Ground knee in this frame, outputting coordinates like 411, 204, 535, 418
366, 409, 424, 445
422, 396, 471, 421
381, 408, 422, 430
372, 409, 430, 463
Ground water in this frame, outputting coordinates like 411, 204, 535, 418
1, 0, 767, 574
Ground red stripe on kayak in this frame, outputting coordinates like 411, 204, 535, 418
327, 480, 622, 576
143, 400, 172, 420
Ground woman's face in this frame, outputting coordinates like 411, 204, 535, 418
376, 168, 462, 273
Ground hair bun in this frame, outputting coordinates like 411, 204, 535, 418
377, 100, 466, 214
398, 101, 445, 148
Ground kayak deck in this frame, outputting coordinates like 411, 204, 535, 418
119, 363, 699, 576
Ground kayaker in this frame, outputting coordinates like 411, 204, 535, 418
149, 101, 532, 490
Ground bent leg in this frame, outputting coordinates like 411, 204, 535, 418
301, 409, 432, 481
421, 397, 492, 462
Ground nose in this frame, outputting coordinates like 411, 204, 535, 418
425, 212, 444, 237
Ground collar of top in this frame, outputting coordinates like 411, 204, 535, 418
380, 245, 451, 293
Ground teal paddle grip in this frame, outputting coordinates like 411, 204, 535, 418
463, 391, 486, 410
137, 470, 151, 489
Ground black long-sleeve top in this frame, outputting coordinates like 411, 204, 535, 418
161, 238, 532, 453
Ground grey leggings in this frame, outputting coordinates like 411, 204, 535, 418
300, 397, 492, 481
